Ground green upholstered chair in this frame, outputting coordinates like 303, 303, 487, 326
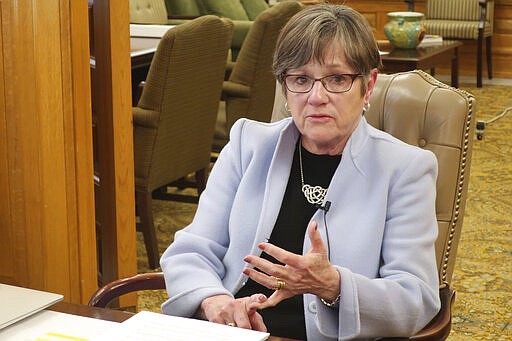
409, 0, 494, 88
164, 0, 270, 61
212, 0, 304, 153
133, 16, 233, 269
130, 0, 169, 24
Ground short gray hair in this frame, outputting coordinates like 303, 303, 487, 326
273, 4, 382, 95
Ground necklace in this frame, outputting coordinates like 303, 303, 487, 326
298, 141, 327, 205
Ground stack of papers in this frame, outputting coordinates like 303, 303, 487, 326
0, 310, 269, 341
96, 311, 270, 341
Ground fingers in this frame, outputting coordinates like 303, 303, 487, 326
243, 266, 282, 291
246, 294, 267, 314
307, 220, 327, 254
256, 221, 327, 267
248, 312, 267, 332
242, 266, 293, 311
246, 294, 268, 332
256, 242, 301, 268
232, 305, 252, 329
256, 290, 293, 310
213, 295, 268, 331
244, 255, 286, 280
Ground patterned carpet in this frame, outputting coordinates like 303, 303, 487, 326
135, 82, 512, 340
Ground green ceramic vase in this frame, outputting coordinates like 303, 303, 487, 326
384, 12, 426, 49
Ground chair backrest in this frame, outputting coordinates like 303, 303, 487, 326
164, 0, 201, 17
367, 71, 476, 285
130, 0, 169, 24
424, 0, 494, 39
224, 1, 303, 130
133, 16, 233, 191
272, 70, 476, 285
426, 0, 492, 21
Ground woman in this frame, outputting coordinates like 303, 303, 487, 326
160, 4, 440, 340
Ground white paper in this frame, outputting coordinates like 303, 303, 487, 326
0, 310, 118, 341
94, 311, 269, 341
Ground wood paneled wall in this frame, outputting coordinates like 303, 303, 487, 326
90, 0, 137, 292
0, 0, 96, 303
331, 0, 512, 79
0, 0, 136, 304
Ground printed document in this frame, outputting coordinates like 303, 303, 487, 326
95, 311, 269, 341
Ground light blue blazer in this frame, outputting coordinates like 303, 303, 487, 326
160, 116, 441, 340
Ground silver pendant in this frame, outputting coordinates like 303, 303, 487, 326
302, 184, 327, 205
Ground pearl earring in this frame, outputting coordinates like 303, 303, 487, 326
363, 102, 371, 113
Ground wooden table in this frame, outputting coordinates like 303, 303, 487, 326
378, 40, 463, 87
48, 302, 297, 340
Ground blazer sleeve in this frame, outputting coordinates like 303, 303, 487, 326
316, 149, 441, 339
160, 119, 247, 317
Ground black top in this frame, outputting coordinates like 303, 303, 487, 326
235, 140, 341, 340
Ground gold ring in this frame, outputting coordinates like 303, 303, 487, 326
227, 322, 236, 327
275, 279, 286, 290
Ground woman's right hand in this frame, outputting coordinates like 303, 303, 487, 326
198, 294, 268, 332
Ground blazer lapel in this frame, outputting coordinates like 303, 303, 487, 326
252, 121, 299, 248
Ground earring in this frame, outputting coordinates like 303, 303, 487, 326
285, 102, 291, 113
362, 102, 371, 113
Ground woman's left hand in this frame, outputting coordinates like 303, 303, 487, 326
242, 220, 340, 309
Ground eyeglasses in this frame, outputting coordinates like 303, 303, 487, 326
284, 73, 362, 93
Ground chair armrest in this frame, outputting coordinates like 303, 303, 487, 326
410, 286, 455, 340
133, 81, 145, 105
225, 60, 235, 80
133, 107, 160, 129
379, 285, 455, 341
222, 81, 251, 99
88, 272, 166, 308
